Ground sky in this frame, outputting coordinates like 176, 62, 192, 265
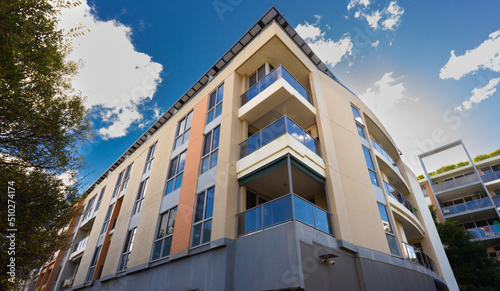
57, 0, 500, 190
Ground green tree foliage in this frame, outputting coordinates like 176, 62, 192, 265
0, 0, 90, 288
430, 206, 500, 290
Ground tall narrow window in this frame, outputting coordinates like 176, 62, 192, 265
151, 207, 177, 261
94, 186, 106, 212
118, 228, 137, 272
112, 171, 124, 198
120, 164, 133, 193
133, 179, 148, 215
207, 83, 224, 124
377, 203, 400, 256
351, 105, 366, 139
165, 151, 187, 195
82, 195, 96, 221
191, 187, 215, 247
200, 126, 220, 173
362, 146, 379, 186
143, 142, 157, 173
174, 111, 193, 149
100, 204, 114, 235
85, 246, 101, 282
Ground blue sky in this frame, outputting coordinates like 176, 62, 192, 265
58, 0, 500, 190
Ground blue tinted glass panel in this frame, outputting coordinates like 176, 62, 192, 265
263, 195, 293, 228
151, 241, 162, 261
212, 126, 220, 149
286, 118, 304, 144
205, 188, 215, 219
201, 156, 209, 173
216, 84, 224, 103
165, 180, 174, 195
386, 233, 400, 256
238, 207, 262, 234
161, 236, 172, 257
261, 117, 286, 146
202, 220, 212, 244
210, 150, 218, 168
194, 194, 205, 222
377, 204, 392, 233
191, 224, 202, 247
368, 170, 379, 186
174, 173, 183, 190
314, 206, 332, 234
293, 196, 314, 227
363, 147, 375, 170
215, 103, 222, 117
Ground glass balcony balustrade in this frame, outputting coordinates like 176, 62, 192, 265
441, 197, 492, 216
237, 193, 333, 236
432, 174, 480, 193
482, 170, 500, 183
240, 65, 313, 106
239, 116, 321, 159
467, 224, 500, 239
495, 197, 500, 207
401, 242, 436, 272
370, 138, 402, 175
384, 181, 417, 215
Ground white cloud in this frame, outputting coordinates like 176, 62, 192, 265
295, 21, 353, 68
58, 2, 163, 139
455, 78, 500, 111
440, 30, 500, 80
360, 72, 406, 112
371, 40, 380, 48
348, 1, 404, 31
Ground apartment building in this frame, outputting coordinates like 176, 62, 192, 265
419, 141, 500, 260
34, 7, 458, 291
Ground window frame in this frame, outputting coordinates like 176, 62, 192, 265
362, 146, 380, 186
85, 245, 101, 282
119, 164, 133, 193
174, 111, 193, 150
94, 186, 106, 212
165, 150, 187, 195
200, 125, 220, 174
351, 105, 366, 139
143, 142, 157, 173
150, 207, 177, 261
132, 179, 149, 215
191, 187, 215, 248
117, 228, 137, 272
100, 204, 114, 235
112, 171, 124, 198
207, 83, 224, 124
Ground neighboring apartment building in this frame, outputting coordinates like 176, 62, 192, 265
35, 7, 458, 291
419, 141, 500, 260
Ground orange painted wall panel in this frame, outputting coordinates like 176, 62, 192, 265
170, 95, 209, 255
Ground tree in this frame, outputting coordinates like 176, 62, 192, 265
0, 0, 90, 288
430, 206, 500, 291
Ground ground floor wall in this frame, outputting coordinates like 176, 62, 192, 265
73, 222, 449, 291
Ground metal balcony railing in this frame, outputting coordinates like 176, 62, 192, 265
432, 174, 480, 193
384, 182, 417, 215
71, 236, 89, 255
240, 65, 313, 106
495, 197, 500, 207
441, 197, 492, 216
239, 115, 321, 159
371, 138, 402, 175
401, 242, 436, 272
482, 170, 500, 183
467, 225, 500, 239
237, 193, 333, 236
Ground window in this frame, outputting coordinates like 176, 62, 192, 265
112, 171, 124, 198
94, 186, 106, 212
120, 164, 133, 193
200, 126, 220, 173
351, 106, 366, 138
191, 187, 215, 247
377, 203, 400, 256
133, 179, 148, 215
174, 111, 193, 149
207, 83, 224, 124
248, 63, 274, 88
81, 195, 96, 221
165, 151, 187, 195
151, 207, 177, 261
118, 228, 137, 272
362, 146, 379, 186
100, 204, 114, 235
85, 245, 101, 282
143, 142, 157, 173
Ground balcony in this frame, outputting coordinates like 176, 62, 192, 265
238, 65, 316, 129
237, 193, 333, 236
467, 225, 500, 240
441, 197, 492, 216
432, 174, 481, 193
241, 65, 312, 106
495, 197, 500, 207
240, 116, 320, 159
69, 236, 89, 261
79, 209, 97, 230
384, 182, 417, 215
482, 170, 500, 183
371, 138, 402, 175
401, 242, 437, 272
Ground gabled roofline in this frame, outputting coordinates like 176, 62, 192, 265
83, 6, 339, 196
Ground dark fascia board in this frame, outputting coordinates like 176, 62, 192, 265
83, 6, 340, 196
